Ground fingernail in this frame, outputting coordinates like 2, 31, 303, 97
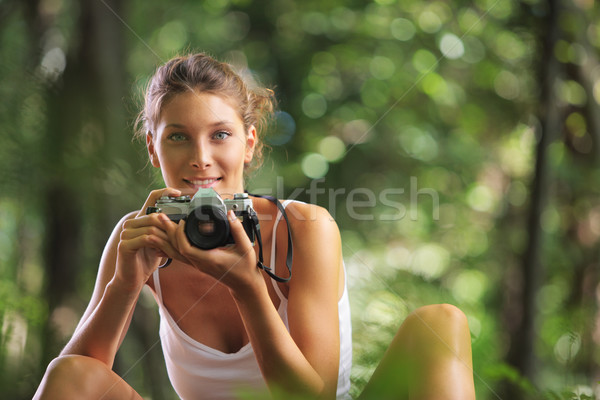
228, 210, 237, 222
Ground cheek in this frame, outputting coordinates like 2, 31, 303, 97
156, 146, 184, 169
221, 142, 246, 164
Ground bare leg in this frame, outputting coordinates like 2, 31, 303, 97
358, 304, 475, 400
33, 355, 144, 400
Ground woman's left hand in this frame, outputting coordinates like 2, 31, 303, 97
166, 210, 263, 293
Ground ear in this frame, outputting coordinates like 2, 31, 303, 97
146, 132, 161, 168
244, 125, 257, 164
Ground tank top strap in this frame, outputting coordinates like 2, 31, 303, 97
153, 268, 163, 302
269, 199, 298, 301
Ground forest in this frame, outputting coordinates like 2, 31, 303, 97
0, 0, 599, 399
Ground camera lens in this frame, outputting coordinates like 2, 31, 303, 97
197, 220, 215, 236
185, 205, 229, 249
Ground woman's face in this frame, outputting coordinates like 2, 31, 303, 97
147, 91, 256, 197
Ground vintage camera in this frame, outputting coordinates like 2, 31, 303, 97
146, 189, 258, 250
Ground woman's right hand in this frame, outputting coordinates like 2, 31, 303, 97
114, 188, 184, 290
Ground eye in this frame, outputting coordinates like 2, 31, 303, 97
213, 131, 231, 140
168, 133, 187, 142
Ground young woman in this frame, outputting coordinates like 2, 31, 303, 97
34, 53, 476, 400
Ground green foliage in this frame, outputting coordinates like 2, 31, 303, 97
0, 0, 599, 399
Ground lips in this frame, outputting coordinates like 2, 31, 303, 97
184, 177, 222, 189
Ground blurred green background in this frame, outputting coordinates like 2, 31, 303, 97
1, 0, 599, 399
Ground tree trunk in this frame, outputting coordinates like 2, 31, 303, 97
37, 1, 171, 398
39, 0, 129, 365
41, 0, 96, 364
503, 0, 562, 397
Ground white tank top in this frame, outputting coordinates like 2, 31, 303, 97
152, 200, 352, 399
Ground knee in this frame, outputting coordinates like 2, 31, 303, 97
404, 304, 470, 343
35, 355, 111, 399
47, 354, 106, 380
410, 303, 468, 327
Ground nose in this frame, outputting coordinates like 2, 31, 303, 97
190, 139, 212, 169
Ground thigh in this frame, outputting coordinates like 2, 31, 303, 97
34, 355, 144, 400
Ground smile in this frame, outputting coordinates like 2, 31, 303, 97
184, 177, 221, 189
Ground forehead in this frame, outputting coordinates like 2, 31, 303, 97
159, 91, 243, 125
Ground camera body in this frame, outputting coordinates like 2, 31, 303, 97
146, 189, 257, 250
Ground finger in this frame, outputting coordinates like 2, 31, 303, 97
156, 237, 187, 263
227, 211, 253, 252
173, 219, 223, 266
174, 219, 197, 256
119, 234, 166, 254
137, 187, 183, 218
125, 212, 173, 231
140, 218, 186, 262
162, 215, 180, 240
121, 224, 171, 242
120, 232, 185, 264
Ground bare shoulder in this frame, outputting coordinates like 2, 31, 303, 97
283, 201, 337, 226
281, 201, 341, 266
283, 202, 339, 240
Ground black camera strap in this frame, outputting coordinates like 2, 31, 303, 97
247, 193, 293, 283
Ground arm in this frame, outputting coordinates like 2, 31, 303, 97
60, 189, 183, 367
237, 203, 341, 399
170, 204, 342, 399
59, 211, 138, 366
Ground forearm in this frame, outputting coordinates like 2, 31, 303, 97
60, 279, 141, 367
232, 285, 329, 399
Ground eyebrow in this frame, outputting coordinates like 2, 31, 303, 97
164, 120, 236, 130
164, 123, 186, 129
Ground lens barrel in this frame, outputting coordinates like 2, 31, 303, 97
185, 205, 230, 249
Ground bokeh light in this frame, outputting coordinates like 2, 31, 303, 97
318, 136, 346, 162
301, 152, 329, 179
439, 33, 465, 60
302, 93, 327, 118
390, 18, 416, 41
268, 111, 296, 145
